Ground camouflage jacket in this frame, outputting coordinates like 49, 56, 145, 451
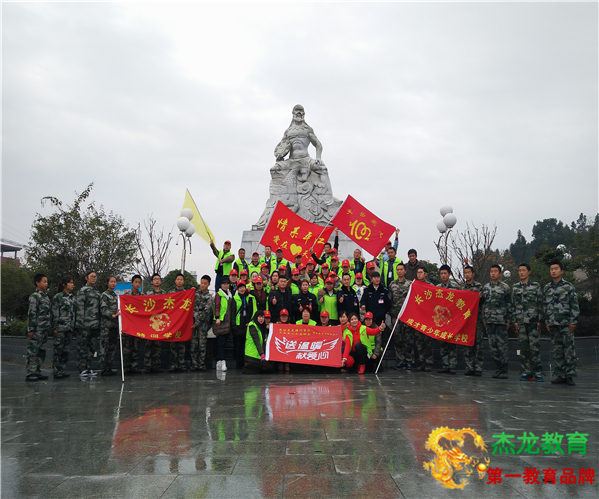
481, 281, 512, 324
388, 279, 412, 317
543, 279, 580, 326
438, 280, 460, 290
76, 285, 101, 330
463, 281, 483, 324
511, 281, 542, 324
124, 288, 142, 296
194, 289, 214, 330
146, 288, 164, 295
100, 289, 119, 328
52, 291, 76, 332
28, 289, 52, 332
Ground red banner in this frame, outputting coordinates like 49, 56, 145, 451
399, 280, 479, 346
331, 195, 396, 257
265, 323, 343, 367
259, 201, 334, 264
119, 289, 195, 341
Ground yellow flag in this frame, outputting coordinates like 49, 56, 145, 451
181, 189, 214, 243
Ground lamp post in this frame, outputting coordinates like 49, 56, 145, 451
176, 209, 195, 273
435, 206, 457, 266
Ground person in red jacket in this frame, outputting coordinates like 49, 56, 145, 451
341, 312, 385, 374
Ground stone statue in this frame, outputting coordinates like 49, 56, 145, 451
254, 105, 342, 230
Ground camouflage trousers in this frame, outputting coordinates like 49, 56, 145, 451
78, 328, 100, 371
100, 325, 119, 370
550, 326, 577, 378
170, 341, 188, 369
440, 342, 457, 370
190, 327, 208, 369
414, 330, 433, 368
53, 329, 73, 374
26, 329, 49, 375
487, 323, 508, 373
123, 335, 142, 370
144, 340, 162, 370
464, 321, 484, 373
393, 321, 415, 364
518, 323, 542, 376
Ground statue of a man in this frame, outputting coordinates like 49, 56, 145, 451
254, 105, 341, 229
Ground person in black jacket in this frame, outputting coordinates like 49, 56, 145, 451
360, 272, 390, 326
293, 280, 319, 322
337, 273, 359, 316
268, 276, 294, 322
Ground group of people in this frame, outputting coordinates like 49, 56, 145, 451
25, 232, 580, 386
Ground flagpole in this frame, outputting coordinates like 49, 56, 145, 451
308, 196, 347, 253
375, 309, 401, 374
118, 296, 125, 383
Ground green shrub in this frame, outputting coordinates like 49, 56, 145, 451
1, 320, 27, 337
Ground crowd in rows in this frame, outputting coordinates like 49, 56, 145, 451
25, 234, 580, 385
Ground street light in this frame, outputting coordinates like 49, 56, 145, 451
435, 206, 457, 265
177, 211, 195, 272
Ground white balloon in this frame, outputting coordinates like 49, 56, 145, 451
503, 270, 511, 278
440, 205, 453, 216
177, 217, 190, 231
443, 213, 457, 228
180, 208, 194, 221
185, 224, 196, 237
436, 221, 447, 233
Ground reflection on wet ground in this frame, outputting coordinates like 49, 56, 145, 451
2, 362, 597, 498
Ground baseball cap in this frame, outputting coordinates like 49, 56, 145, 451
224, 240, 231, 244
264, 310, 271, 318
253, 276, 263, 284
291, 268, 299, 275
331, 256, 339, 262
366, 262, 375, 269
280, 309, 289, 316
320, 311, 329, 317
240, 269, 248, 275
330, 248, 338, 254
342, 259, 350, 267
364, 311, 374, 319
261, 263, 269, 269
355, 272, 363, 278
325, 277, 334, 284
237, 281, 247, 288
279, 265, 287, 271
229, 269, 238, 276
321, 263, 329, 269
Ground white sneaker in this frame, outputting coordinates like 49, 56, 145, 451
89, 370, 98, 377
216, 360, 222, 370
221, 361, 227, 372
80, 370, 89, 377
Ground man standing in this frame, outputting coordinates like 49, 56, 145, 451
318, 278, 340, 325
210, 239, 235, 292
437, 265, 461, 374
99, 277, 120, 376
25, 274, 51, 381
405, 249, 419, 281
388, 263, 413, 370
234, 248, 249, 274
380, 247, 402, 288
169, 273, 188, 372
123, 275, 144, 374
76, 271, 102, 377
350, 249, 365, 275
463, 266, 484, 377
144, 273, 165, 373
482, 264, 512, 379
232, 281, 257, 369
192, 275, 214, 371
361, 272, 390, 327
512, 263, 544, 382
544, 261, 580, 386
51, 276, 76, 379
268, 275, 294, 322
248, 252, 262, 277
413, 265, 433, 371
260, 245, 275, 273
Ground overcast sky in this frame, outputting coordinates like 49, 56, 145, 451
2, 1, 597, 277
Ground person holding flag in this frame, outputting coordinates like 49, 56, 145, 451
210, 239, 235, 292
296, 306, 316, 326
436, 265, 461, 375
388, 263, 413, 371
144, 273, 165, 373
169, 273, 188, 372
122, 275, 144, 374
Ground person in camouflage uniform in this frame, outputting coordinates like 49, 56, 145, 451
100, 276, 120, 376
482, 264, 512, 379
463, 266, 484, 376
437, 265, 461, 374
76, 271, 102, 377
144, 273, 165, 373
544, 261, 580, 386
192, 275, 214, 371
413, 265, 434, 371
169, 273, 188, 372
51, 276, 76, 378
123, 275, 143, 373
388, 263, 413, 370
512, 263, 544, 382
26, 273, 51, 381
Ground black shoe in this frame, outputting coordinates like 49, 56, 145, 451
492, 371, 501, 379
392, 363, 404, 371
131, 368, 143, 374
438, 368, 451, 374
474, 371, 483, 376
422, 366, 432, 372
54, 372, 70, 379
448, 369, 457, 375
405, 363, 413, 370
464, 370, 475, 376
169, 367, 179, 372
496, 372, 508, 379
551, 377, 566, 384
566, 377, 576, 386
150, 367, 163, 373
35, 372, 49, 380
25, 373, 40, 382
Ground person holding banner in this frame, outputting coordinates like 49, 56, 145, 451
293, 280, 319, 322
213, 276, 233, 371
319, 310, 330, 327
243, 311, 275, 374
436, 265, 461, 374
413, 265, 434, 371
388, 263, 413, 371
463, 266, 484, 376
296, 307, 316, 326
318, 278, 339, 325
269, 276, 294, 322
341, 312, 385, 374
122, 275, 144, 374
169, 273, 188, 372
99, 276, 120, 376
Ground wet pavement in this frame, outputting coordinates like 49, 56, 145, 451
2, 361, 598, 498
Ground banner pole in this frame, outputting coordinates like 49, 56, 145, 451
118, 296, 125, 383
375, 310, 401, 374
308, 197, 346, 253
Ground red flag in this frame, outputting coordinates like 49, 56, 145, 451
331, 195, 395, 257
259, 201, 334, 264
119, 289, 195, 342
398, 280, 479, 346
265, 323, 343, 367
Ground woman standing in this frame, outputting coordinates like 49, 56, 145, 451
243, 310, 274, 374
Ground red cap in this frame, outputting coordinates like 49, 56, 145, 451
355, 272, 363, 278
364, 311, 374, 319
325, 277, 335, 284
253, 276, 263, 284
278, 265, 287, 271
331, 256, 339, 262
320, 310, 329, 317
330, 248, 338, 254
366, 262, 375, 269
342, 259, 350, 267
240, 269, 248, 275
229, 269, 238, 276
291, 268, 299, 275
261, 263, 269, 269
298, 264, 306, 271
307, 260, 316, 266
224, 240, 231, 244
329, 272, 337, 278
264, 310, 271, 317
280, 309, 289, 316
321, 263, 329, 269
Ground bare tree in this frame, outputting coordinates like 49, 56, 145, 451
134, 216, 174, 282
448, 222, 497, 282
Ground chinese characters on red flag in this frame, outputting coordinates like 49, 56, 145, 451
265, 323, 343, 367
259, 201, 335, 264
399, 280, 480, 346
331, 195, 396, 257
119, 289, 195, 342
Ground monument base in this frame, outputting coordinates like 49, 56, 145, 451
240, 230, 366, 261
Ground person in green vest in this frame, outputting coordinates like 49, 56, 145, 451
213, 276, 233, 371
363, 261, 376, 286
259, 264, 271, 285
289, 268, 302, 294
239, 269, 250, 286
274, 248, 290, 275
296, 306, 316, 326
309, 273, 323, 294
290, 254, 303, 270
232, 281, 257, 370
380, 247, 403, 288
242, 310, 274, 374
210, 239, 235, 292
298, 263, 309, 282
341, 312, 384, 374
318, 278, 339, 325
248, 252, 262, 277
350, 249, 366, 275
363, 311, 383, 372
259, 245, 275, 272
234, 248, 249, 274
340, 260, 355, 285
